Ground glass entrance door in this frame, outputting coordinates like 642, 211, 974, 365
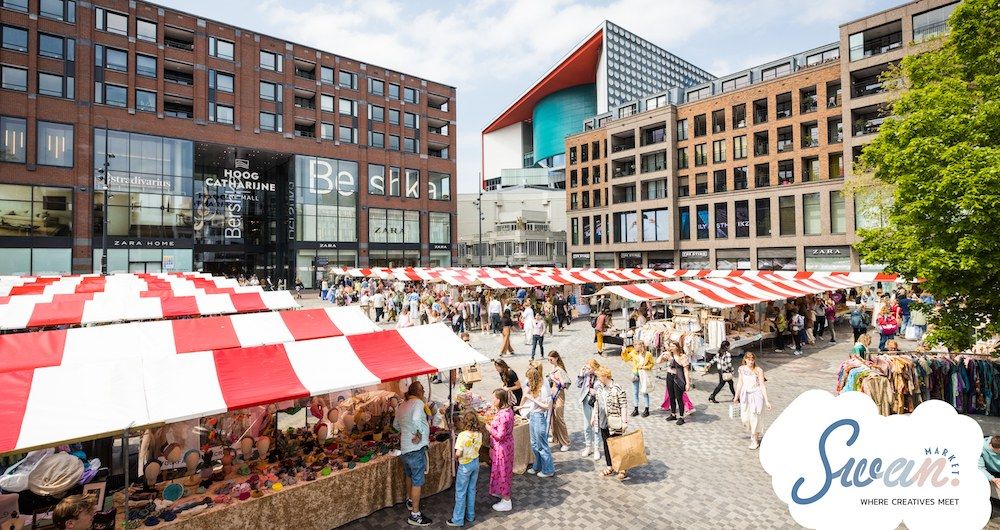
128, 261, 162, 273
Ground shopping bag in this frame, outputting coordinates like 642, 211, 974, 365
904, 326, 918, 340
728, 404, 737, 419
607, 429, 648, 472
461, 365, 483, 384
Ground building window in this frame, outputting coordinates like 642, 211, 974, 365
39, 0, 74, 21
36, 121, 72, 167
778, 159, 794, 185
94, 83, 128, 107
755, 198, 771, 237
38, 72, 73, 98
210, 103, 234, 124
320, 66, 334, 84
259, 111, 279, 132
388, 135, 400, 151
339, 126, 356, 144
802, 122, 819, 148
429, 212, 450, 243
614, 212, 636, 244
571, 218, 579, 245
761, 62, 791, 80
1, 116, 27, 163
721, 75, 749, 92
676, 119, 688, 141
339, 70, 357, 89
735, 200, 749, 237
135, 89, 156, 112
755, 163, 770, 188
802, 192, 821, 235
641, 208, 669, 242
367, 165, 385, 195
802, 157, 820, 182
2, 0, 28, 12
715, 202, 728, 238
320, 94, 334, 112
732, 104, 747, 129
320, 123, 333, 140
732, 135, 747, 160
386, 83, 399, 100
369, 104, 384, 122
779, 195, 796, 235
806, 48, 839, 65
211, 71, 234, 93
712, 109, 726, 133
136, 54, 157, 78
776, 92, 792, 119
674, 147, 688, 170
368, 208, 419, 244
643, 179, 667, 200
339, 98, 357, 116
137, 19, 156, 42
2, 25, 27, 52
368, 131, 384, 148
388, 109, 400, 125
713, 169, 727, 192
679, 206, 691, 240
403, 112, 418, 129
695, 173, 708, 195
368, 78, 384, 96
712, 139, 726, 163
696, 204, 709, 239
404, 86, 418, 104
428, 172, 450, 201
2, 66, 27, 91
693, 114, 707, 137
913, 3, 958, 42
260, 50, 282, 72
734, 166, 748, 190
753, 98, 768, 124
641, 151, 666, 173
829, 152, 844, 179
830, 190, 846, 234
208, 37, 234, 60
694, 144, 706, 166
0, 184, 73, 258
95, 7, 127, 35
260, 81, 279, 102
39, 33, 72, 60
96, 45, 128, 72
403, 137, 418, 153
777, 126, 793, 153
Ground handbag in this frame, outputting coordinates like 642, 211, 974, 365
461, 365, 482, 384
607, 429, 648, 472
607, 413, 624, 434
722, 371, 733, 382
586, 393, 597, 407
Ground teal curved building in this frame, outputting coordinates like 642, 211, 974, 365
532, 84, 597, 167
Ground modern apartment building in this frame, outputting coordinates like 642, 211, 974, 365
456, 186, 567, 267
0, 0, 456, 284
481, 21, 713, 190
566, 0, 958, 271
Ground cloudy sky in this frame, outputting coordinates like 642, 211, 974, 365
165, 0, 901, 192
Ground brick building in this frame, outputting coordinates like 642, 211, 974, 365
0, 0, 456, 285
566, 0, 958, 271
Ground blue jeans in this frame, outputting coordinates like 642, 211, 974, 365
490, 313, 501, 333
581, 399, 597, 447
879, 333, 892, 351
531, 334, 544, 359
631, 377, 650, 409
901, 315, 910, 334
400, 447, 427, 487
451, 459, 478, 525
528, 412, 555, 474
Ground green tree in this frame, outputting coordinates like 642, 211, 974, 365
855, 0, 1000, 351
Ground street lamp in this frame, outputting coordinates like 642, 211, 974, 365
95, 120, 114, 275
471, 185, 485, 267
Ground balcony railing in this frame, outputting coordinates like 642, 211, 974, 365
851, 31, 903, 60
164, 72, 193, 85
294, 129, 316, 138
611, 142, 635, 153
613, 166, 636, 178
164, 37, 194, 51
852, 79, 884, 98
801, 137, 819, 148
295, 69, 316, 80
776, 105, 792, 119
853, 117, 885, 136
776, 139, 793, 152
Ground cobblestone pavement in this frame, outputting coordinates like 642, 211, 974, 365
302, 298, 1000, 529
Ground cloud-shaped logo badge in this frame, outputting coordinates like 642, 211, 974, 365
760, 390, 991, 530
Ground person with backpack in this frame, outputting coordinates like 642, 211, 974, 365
876, 307, 899, 351
849, 305, 870, 341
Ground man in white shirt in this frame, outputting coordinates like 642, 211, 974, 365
393, 381, 432, 526
488, 296, 502, 334
530, 312, 546, 360
372, 291, 386, 322
521, 302, 534, 346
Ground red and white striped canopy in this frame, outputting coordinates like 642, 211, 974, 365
599, 273, 882, 308
0, 290, 298, 331
0, 272, 243, 297
0, 316, 487, 454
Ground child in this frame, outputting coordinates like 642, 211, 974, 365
448, 411, 483, 527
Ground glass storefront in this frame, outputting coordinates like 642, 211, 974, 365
647, 251, 674, 270
594, 252, 615, 268
680, 250, 709, 269
296, 249, 358, 288
429, 250, 451, 266
716, 248, 751, 270
619, 252, 642, 268
757, 247, 798, 270
804, 245, 851, 271
571, 253, 591, 267
0, 183, 73, 274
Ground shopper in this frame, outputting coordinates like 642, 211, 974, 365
849, 305, 870, 341
773, 309, 788, 352
530, 312, 545, 360
494, 359, 522, 406
659, 341, 692, 425
520, 362, 555, 477
898, 291, 913, 335
396, 307, 414, 329
592, 367, 629, 480
543, 298, 555, 336
876, 307, 899, 351
486, 388, 515, 512
521, 301, 535, 346
708, 340, 735, 403
594, 308, 612, 356
546, 351, 571, 451
372, 290, 386, 322
979, 436, 1000, 496
733, 352, 771, 450
576, 358, 602, 460
813, 298, 826, 341
824, 298, 838, 343
789, 308, 805, 356
555, 293, 569, 331
499, 309, 515, 356
52, 494, 96, 530
621, 341, 654, 417
910, 304, 928, 341
394, 381, 432, 526
294, 277, 304, 299
447, 411, 483, 527
852, 333, 872, 360
659, 341, 695, 416
489, 295, 502, 334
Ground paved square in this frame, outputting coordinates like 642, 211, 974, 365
310, 300, 1000, 529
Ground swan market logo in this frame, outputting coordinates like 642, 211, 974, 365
760, 390, 991, 530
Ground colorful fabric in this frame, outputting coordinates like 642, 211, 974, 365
486, 407, 514, 498
455, 430, 483, 465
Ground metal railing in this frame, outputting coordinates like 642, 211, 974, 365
850, 31, 902, 60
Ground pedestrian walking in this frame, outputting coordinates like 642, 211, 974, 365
592, 367, 629, 480
499, 309, 515, 356
447, 411, 483, 527
546, 351, 571, 452
659, 341, 692, 425
520, 362, 555, 477
521, 302, 535, 346
733, 352, 771, 450
849, 305, 870, 341
489, 295, 502, 334
486, 389, 515, 513
576, 358, 602, 461
530, 312, 545, 360
824, 298, 837, 343
594, 308, 611, 356
708, 340, 735, 403
876, 307, 899, 351
621, 341, 654, 417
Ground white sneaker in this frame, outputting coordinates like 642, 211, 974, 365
560, 445, 570, 452
548, 436, 553, 443
750, 439, 760, 450
794, 350, 803, 356
526, 468, 537, 475
492, 500, 512, 512
592, 450, 601, 461
580, 447, 592, 457
536, 472, 553, 478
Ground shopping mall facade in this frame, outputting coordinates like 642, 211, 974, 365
0, 0, 456, 286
